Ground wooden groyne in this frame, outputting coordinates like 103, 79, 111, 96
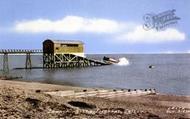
44, 88, 157, 98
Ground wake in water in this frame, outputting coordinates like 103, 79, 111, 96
116, 57, 129, 66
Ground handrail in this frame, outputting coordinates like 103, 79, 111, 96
0, 49, 43, 54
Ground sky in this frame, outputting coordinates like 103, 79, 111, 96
0, 0, 189, 54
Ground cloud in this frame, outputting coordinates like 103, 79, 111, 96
14, 15, 186, 44
14, 16, 124, 34
116, 26, 186, 43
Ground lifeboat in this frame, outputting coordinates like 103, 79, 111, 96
103, 56, 119, 64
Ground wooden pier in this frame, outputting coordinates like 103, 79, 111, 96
0, 49, 109, 72
0, 49, 42, 73
0, 39, 110, 72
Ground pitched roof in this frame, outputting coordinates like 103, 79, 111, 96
46, 39, 84, 44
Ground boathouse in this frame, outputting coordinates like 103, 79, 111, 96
43, 39, 108, 68
43, 39, 84, 57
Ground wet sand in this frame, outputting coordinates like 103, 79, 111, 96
0, 76, 190, 119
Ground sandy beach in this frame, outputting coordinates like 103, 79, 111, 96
0, 76, 190, 119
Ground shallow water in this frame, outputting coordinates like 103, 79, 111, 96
0, 54, 190, 96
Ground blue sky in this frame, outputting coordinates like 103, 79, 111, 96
0, 0, 189, 53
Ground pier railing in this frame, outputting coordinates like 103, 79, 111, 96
0, 49, 42, 54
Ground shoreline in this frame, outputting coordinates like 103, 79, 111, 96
0, 77, 190, 118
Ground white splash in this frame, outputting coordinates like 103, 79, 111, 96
116, 57, 129, 66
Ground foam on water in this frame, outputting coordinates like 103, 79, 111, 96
116, 57, 129, 66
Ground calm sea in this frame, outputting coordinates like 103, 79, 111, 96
0, 54, 190, 96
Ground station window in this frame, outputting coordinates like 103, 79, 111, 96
67, 44, 79, 47
61, 44, 67, 47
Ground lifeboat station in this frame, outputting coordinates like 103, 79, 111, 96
43, 39, 109, 68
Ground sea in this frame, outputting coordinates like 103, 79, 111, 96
0, 54, 190, 96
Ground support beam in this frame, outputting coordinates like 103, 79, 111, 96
25, 53, 32, 69
43, 53, 109, 69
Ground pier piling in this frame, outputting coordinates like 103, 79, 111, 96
3, 53, 9, 73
